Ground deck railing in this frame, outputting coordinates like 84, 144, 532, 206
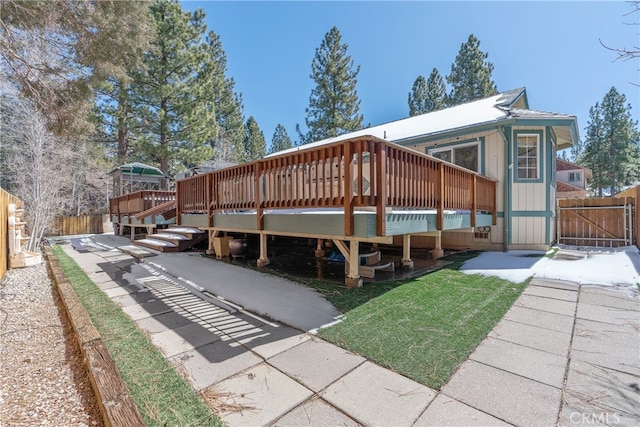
176, 136, 497, 236
109, 190, 176, 218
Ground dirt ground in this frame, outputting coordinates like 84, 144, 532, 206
0, 264, 103, 427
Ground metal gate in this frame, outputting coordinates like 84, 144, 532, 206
556, 197, 635, 247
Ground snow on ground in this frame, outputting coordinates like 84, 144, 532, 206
461, 245, 640, 292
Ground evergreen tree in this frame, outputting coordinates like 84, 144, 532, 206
130, 0, 216, 178
241, 117, 266, 162
270, 124, 293, 154
408, 76, 428, 117
408, 68, 447, 116
299, 26, 363, 144
446, 34, 497, 105
0, 0, 154, 135
579, 87, 640, 196
425, 68, 448, 111
202, 30, 245, 165
96, 79, 137, 165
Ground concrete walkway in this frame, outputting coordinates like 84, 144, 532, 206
58, 237, 640, 426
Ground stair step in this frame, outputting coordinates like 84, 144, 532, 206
133, 238, 179, 253
166, 226, 205, 238
360, 251, 381, 265
359, 261, 395, 279
151, 232, 191, 243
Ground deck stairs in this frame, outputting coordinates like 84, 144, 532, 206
133, 226, 205, 253
358, 251, 395, 279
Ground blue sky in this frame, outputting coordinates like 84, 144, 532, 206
183, 1, 639, 152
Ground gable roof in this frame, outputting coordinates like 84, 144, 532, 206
557, 181, 589, 193
557, 159, 592, 179
269, 87, 579, 157
557, 158, 586, 171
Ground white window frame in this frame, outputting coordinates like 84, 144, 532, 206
429, 141, 481, 173
515, 133, 540, 180
568, 171, 581, 182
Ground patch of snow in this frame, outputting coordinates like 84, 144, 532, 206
461, 246, 640, 291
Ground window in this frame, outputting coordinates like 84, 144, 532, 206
568, 172, 581, 182
516, 134, 539, 179
430, 142, 479, 172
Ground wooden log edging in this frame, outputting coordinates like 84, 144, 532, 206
44, 249, 145, 427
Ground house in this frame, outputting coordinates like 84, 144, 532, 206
556, 158, 591, 199
271, 87, 580, 251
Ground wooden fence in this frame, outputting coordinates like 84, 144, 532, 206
617, 185, 640, 249
53, 215, 104, 236
557, 197, 635, 247
1, 188, 23, 280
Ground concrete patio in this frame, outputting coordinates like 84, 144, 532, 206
59, 236, 640, 426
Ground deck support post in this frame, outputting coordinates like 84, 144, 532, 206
401, 234, 414, 269
315, 238, 325, 258
432, 231, 444, 259
206, 229, 222, 256
345, 239, 362, 288
331, 239, 362, 288
257, 233, 270, 268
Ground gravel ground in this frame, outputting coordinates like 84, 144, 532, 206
0, 263, 103, 427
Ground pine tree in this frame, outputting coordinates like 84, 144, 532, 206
408, 76, 428, 117
202, 30, 245, 165
446, 34, 498, 105
130, 0, 216, 178
299, 26, 363, 144
425, 68, 448, 111
408, 68, 447, 116
0, 0, 154, 135
270, 124, 293, 154
579, 87, 640, 196
241, 117, 266, 162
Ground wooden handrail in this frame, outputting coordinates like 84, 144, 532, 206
134, 200, 176, 220
109, 190, 176, 217
173, 136, 498, 235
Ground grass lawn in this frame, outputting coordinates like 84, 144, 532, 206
315, 251, 528, 390
51, 245, 221, 427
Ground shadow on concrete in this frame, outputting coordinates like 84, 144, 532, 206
95, 256, 303, 370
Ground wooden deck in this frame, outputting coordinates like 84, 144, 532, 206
109, 135, 497, 286
176, 135, 497, 237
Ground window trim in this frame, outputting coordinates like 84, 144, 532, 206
427, 137, 485, 174
568, 171, 581, 183
513, 130, 543, 183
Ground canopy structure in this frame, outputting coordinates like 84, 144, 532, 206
109, 162, 168, 196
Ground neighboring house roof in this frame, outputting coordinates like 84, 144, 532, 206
268, 87, 579, 158
557, 159, 593, 179
557, 181, 588, 193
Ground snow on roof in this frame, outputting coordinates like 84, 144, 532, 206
268, 88, 526, 158
268, 87, 579, 158
508, 108, 575, 120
